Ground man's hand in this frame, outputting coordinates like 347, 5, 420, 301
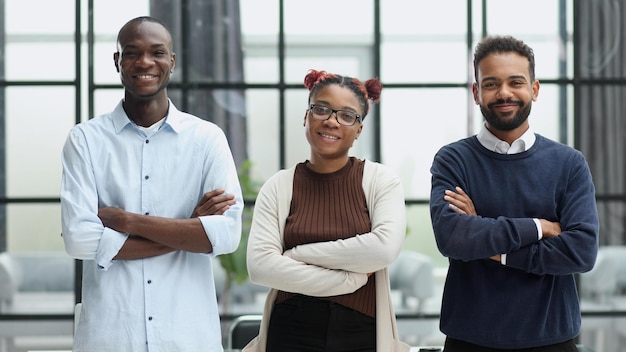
98, 207, 130, 233
539, 219, 562, 238
445, 187, 503, 262
444, 187, 477, 216
191, 189, 236, 218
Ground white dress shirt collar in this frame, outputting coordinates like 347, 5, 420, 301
477, 122, 536, 154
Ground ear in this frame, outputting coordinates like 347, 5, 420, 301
170, 52, 176, 73
471, 82, 480, 105
355, 123, 363, 139
114, 52, 120, 73
531, 79, 540, 102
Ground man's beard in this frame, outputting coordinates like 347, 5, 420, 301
480, 99, 531, 131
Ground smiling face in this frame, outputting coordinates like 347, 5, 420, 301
473, 51, 540, 138
114, 20, 175, 102
304, 84, 364, 171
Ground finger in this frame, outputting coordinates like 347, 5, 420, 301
213, 205, 231, 215
448, 203, 467, 215
196, 191, 229, 213
199, 189, 226, 203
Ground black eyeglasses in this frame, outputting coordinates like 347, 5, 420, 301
307, 104, 362, 126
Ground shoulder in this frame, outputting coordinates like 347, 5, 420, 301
362, 159, 402, 186
259, 166, 297, 191
534, 134, 587, 161
432, 136, 479, 163
166, 103, 225, 136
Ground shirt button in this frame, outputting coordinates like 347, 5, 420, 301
145, 139, 149, 144
147, 280, 152, 284
148, 316, 153, 321
145, 175, 149, 180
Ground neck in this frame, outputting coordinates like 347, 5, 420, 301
307, 156, 350, 174
123, 95, 169, 127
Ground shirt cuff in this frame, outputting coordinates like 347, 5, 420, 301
501, 253, 507, 265
533, 218, 543, 240
95, 227, 128, 270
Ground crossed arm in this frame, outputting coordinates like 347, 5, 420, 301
443, 186, 562, 262
98, 189, 236, 260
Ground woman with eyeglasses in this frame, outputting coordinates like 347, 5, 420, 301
243, 69, 410, 352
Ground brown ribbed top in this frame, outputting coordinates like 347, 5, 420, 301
275, 157, 376, 317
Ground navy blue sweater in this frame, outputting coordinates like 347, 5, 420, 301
429, 134, 599, 349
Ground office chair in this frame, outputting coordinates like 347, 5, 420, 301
227, 314, 262, 350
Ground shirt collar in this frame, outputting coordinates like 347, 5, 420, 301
111, 99, 184, 134
477, 122, 536, 154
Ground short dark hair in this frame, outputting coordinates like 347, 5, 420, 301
473, 35, 535, 82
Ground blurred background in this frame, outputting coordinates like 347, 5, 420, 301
0, 0, 624, 351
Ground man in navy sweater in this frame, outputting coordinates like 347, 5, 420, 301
430, 35, 599, 351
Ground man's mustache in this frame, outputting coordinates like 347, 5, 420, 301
487, 99, 523, 108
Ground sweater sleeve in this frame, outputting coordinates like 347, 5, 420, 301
246, 170, 368, 297
430, 144, 540, 261
505, 151, 599, 275
285, 161, 406, 273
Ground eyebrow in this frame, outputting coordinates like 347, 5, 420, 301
481, 75, 528, 83
314, 100, 358, 112
123, 43, 168, 50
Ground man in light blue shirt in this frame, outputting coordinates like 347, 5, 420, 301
61, 16, 243, 352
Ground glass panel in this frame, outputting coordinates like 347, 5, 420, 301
382, 88, 469, 199
4, 0, 76, 81
284, 0, 372, 36
283, 0, 373, 85
6, 87, 76, 197
285, 49, 373, 86
381, 0, 468, 83
486, 0, 562, 35
246, 89, 280, 182
5, 42, 76, 81
285, 89, 312, 168
240, 0, 280, 84
382, 0, 467, 36
6, 0, 75, 34
381, 41, 468, 84
94, 41, 121, 85
8, 204, 64, 252
240, 0, 280, 36
404, 204, 445, 267
244, 55, 279, 84
93, 89, 125, 119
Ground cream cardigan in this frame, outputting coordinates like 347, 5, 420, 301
243, 160, 410, 352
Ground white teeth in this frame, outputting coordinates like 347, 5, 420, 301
320, 133, 338, 140
137, 74, 156, 79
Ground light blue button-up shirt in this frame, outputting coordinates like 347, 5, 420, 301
61, 100, 243, 352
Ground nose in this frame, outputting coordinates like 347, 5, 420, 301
323, 111, 342, 126
134, 53, 153, 68
496, 84, 514, 100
